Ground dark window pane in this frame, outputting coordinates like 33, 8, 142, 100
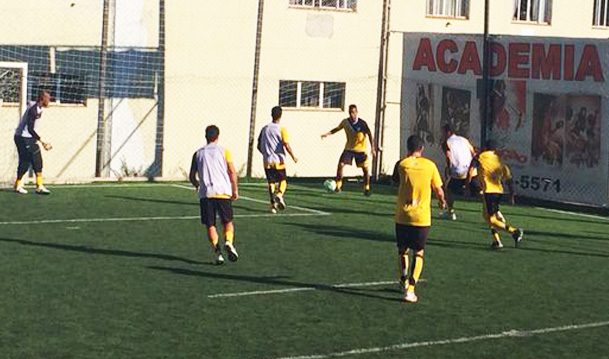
59, 74, 86, 104
279, 80, 297, 108
347, 0, 356, 10
0, 68, 22, 103
321, 0, 337, 7
323, 82, 345, 109
301, 81, 319, 107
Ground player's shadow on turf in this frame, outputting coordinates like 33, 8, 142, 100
148, 266, 404, 303
105, 194, 198, 207
508, 212, 609, 226
104, 194, 261, 213
280, 222, 394, 242
0, 237, 207, 265
524, 229, 609, 243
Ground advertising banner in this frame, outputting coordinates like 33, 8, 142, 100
401, 33, 609, 206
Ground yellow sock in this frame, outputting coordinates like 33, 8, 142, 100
279, 180, 287, 196
14, 179, 23, 189
491, 229, 501, 242
489, 214, 508, 230
364, 183, 370, 191
225, 229, 234, 244
408, 250, 424, 292
36, 174, 43, 188
336, 180, 343, 190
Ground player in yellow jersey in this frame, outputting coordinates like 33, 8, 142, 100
392, 135, 446, 303
468, 140, 523, 250
257, 106, 298, 213
321, 104, 377, 196
189, 125, 239, 264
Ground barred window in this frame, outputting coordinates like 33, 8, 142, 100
0, 68, 22, 103
593, 0, 609, 26
30, 73, 86, 105
289, 0, 356, 11
427, 0, 469, 18
513, 0, 552, 24
279, 80, 345, 110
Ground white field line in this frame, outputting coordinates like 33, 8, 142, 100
271, 321, 609, 359
170, 183, 330, 215
0, 212, 329, 226
0, 184, 330, 226
207, 279, 427, 299
537, 207, 609, 221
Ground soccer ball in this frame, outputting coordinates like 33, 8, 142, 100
323, 179, 337, 193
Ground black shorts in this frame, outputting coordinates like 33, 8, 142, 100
200, 198, 233, 226
264, 167, 287, 183
395, 223, 429, 251
447, 177, 481, 196
339, 150, 368, 168
14, 136, 43, 172
483, 193, 503, 216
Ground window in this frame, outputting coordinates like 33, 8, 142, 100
30, 72, 86, 104
427, 0, 469, 18
593, 0, 609, 26
513, 0, 552, 24
0, 68, 22, 103
279, 80, 345, 110
289, 0, 356, 11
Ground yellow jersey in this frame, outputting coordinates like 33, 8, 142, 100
393, 156, 443, 226
475, 150, 512, 194
334, 118, 370, 152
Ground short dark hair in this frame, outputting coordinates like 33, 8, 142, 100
442, 123, 454, 134
38, 90, 50, 101
348, 104, 357, 111
205, 125, 220, 142
407, 135, 424, 152
271, 106, 282, 121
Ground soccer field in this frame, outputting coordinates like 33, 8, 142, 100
1, 182, 608, 359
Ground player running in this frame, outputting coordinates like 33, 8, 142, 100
392, 135, 446, 303
189, 125, 239, 264
468, 140, 523, 250
441, 123, 479, 220
257, 106, 298, 213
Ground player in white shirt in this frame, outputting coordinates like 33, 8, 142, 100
189, 125, 239, 264
13, 90, 52, 195
257, 106, 298, 213
441, 123, 478, 220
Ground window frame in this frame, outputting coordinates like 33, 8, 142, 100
426, 0, 469, 19
512, 0, 552, 25
279, 80, 346, 111
289, 0, 356, 11
593, 0, 609, 27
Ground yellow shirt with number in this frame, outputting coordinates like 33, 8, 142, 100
393, 156, 443, 227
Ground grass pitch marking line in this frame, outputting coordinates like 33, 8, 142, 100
537, 207, 609, 221
272, 320, 609, 359
170, 183, 330, 215
0, 212, 329, 226
207, 280, 428, 298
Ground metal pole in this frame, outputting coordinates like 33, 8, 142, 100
152, 0, 166, 178
480, 0, 490, 148
246, 0, 265, 178
95, 0, 110, 177
373, 0, 391, 180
